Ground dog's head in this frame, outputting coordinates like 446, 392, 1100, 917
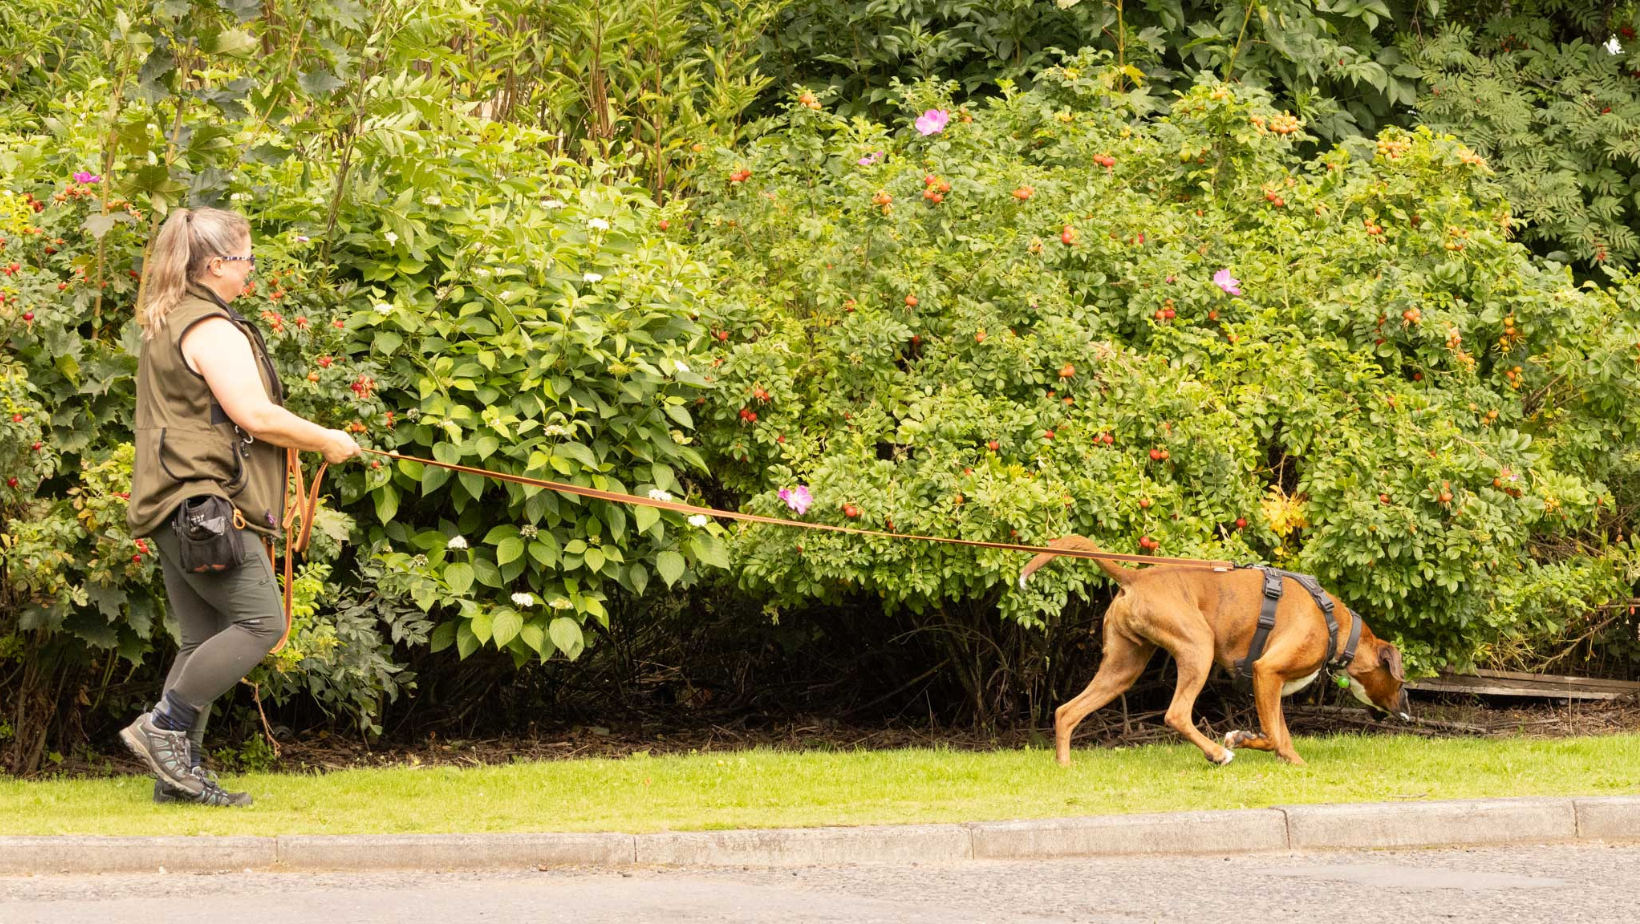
1343, 637, 1412, 721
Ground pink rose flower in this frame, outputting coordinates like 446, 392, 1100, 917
778, 485, 813, 515
914, 109, 950, 136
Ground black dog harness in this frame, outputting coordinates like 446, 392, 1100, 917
1232, 566, 1363, 693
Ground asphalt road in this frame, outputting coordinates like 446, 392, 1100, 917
2, 842, 1636, 924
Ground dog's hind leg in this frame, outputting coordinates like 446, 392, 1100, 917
1157, 624, 1235, 766
1053, 630, 1155, 767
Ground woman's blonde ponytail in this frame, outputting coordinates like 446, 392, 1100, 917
138, 207, 250, 336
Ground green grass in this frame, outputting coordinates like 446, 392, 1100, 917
3, 733, 1637, 837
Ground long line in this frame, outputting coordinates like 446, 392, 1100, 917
359, 447, 1235, 570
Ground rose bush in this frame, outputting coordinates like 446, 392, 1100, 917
690, 55, 1640, 682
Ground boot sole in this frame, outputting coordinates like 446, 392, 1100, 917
119, 724, 204, 796
154, 786, 253, 808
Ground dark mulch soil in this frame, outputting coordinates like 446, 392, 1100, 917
245, 694, 1640, 775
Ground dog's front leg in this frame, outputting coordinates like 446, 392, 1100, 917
1248, 662, 1305, 765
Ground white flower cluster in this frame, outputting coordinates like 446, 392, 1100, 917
588, 218, 610, 231
647, 489, 674, 502
542, 423, 571, 437
446, 535, 468, 550
548, 597, 573, 610
510, 592, 536, 608
688, 514, 709, 527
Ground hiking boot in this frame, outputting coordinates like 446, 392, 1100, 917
157, 767, 253, 808
119, 713, 203, 797
152, 743, 251, 806
154, 770, 253, 806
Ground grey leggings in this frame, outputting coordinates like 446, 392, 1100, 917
151, 525, 283, 747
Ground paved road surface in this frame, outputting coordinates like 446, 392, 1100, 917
2, 842, 1635, 923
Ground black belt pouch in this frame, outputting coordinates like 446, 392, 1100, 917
172, 495, 244, 573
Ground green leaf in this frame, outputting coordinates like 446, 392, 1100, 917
656, 550, 686, 587
374, 330, 403, 354
203, 27, 257, 57
584, 546, 606, 573
558, 441, 600, 469
299, 68, 346, 97
529, 537, 559, 567
490, 607, 523, 647
483, 525, 520, 545
519, 620, 547, 656
82, 213, 119, 240
429, 621, 456, 652
472, 557, 503, 588
218, 0, 262, 22
628, 563, 649, 597
374, 483, 399, 522
690, 532, 730, 569
496, 536, 524, 565
456, 622, 478, 659
549, 616, 585, 660
444, 562, 474, 595
470, 609, 493, 644
634, 504, 660, 534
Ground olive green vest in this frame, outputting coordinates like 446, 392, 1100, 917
127, 284, 287, 539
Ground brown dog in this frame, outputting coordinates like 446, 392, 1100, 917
1020, 536, 1410, 766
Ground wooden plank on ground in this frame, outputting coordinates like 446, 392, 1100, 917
1407, 670, 1640, 701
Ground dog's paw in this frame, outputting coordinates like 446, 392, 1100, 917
1018, 574, 1029, 590
1224, 730, 1243, 749
1211, 747, 1235, 766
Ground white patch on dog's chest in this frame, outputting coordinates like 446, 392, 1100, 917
1347, 677, 1376, 708
1281, 671, 1320, 696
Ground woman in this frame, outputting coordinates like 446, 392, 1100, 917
120, 207, 359, 807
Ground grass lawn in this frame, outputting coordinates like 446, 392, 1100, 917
2, 732, 1636, 837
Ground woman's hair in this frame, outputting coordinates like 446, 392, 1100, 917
138, 207, 250, 336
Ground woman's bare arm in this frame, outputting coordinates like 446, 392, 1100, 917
182, 317, 360, 464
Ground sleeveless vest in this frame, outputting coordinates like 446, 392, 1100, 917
127, 284, 286, 538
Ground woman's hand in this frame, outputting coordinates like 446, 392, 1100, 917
321, 429, 362, 464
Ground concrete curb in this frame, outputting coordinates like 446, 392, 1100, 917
0, 836, 275, 874
635, 824, 972, 867
970, 808, 1289, 859
1, 796, 1635, 874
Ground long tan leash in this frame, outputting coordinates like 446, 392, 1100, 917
354, 446, 1235, 571
266, 447, 328, 654
256, 446, 1231, 652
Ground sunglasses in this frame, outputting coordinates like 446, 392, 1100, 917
218, 255, 256, 267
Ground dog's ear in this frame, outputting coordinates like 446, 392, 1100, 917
1379, 642, 1404, 683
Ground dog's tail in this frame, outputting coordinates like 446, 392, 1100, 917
1017, 536, 1137, 589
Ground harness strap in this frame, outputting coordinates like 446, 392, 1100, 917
1233, 566, 1360, 691
1233, 567, 1284, 690
1290, 572, 1341, 669
1338, 604, 1364, 665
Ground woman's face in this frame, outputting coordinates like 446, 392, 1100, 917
206, 236, 255, 297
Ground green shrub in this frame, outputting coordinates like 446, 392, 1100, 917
690, 54, 1640, 673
